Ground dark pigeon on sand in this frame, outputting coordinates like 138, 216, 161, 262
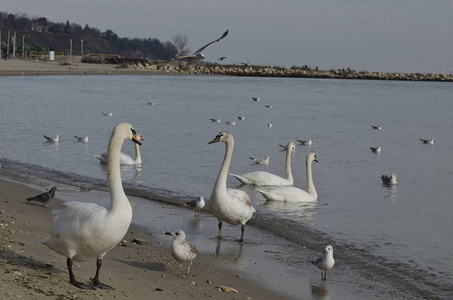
27, 187, 57, 207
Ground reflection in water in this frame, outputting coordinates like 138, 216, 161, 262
382, 184, 397, 201
311, 282, 330, 300
214, 238, 244, 263
262, 200, 317, 220
97, 163, 143, 183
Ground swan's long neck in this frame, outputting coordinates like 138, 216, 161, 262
134, 143, 142, 164
306, 158, 317, 197
107, 133, 128, 211
213, 138, 234, 196
285, 148, 293, 182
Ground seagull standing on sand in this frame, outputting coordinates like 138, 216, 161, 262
165, 230, 197, 277
43, 135, 60, 143
370, 146, 381, 154
74, 136, 90, 143
249, 155, 271, 165
420, 138, 435, 144
173, 30, 229, 66
27, 187, 57, 208
312, 245, 335, 281
186, 197, 205, 217
381, 173, 397, 185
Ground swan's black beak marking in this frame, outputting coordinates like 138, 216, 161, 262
208, 134, 221, 144
131, 129, 142, 146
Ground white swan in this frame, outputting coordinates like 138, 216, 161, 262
42, 123, 142, 289
94, 134, 144, 165
230, 141, 296, 186
208, 131, 256, 241
256, 152, 318, 202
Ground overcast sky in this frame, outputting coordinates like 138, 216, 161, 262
2, 0, 452, 74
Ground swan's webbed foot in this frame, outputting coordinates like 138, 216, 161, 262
70, 278, 96, 290
90, 278, 114, 290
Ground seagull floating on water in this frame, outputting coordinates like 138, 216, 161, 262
103, 112, 113, 117
265, 104, 272, 108
210, 118, 221, 123
43, 135, 60, 143
148, 102, 155, 106
420, 138, 435, 144
74, 136, 90, 143
312, 245, 335, 281
238, 116, 245, 121
165, 230, 197, 277
252, 97, 260, 102
381, 173, 397, 185
297, 138, 312, 146
268, 122, 273, 128
186, 197, 205, 217
249, 155, 271, 165
370, 146, 381, 154
173, 30, 229, 66
371, 125, 382, 130
225, 121, 236, 126
27, 187, 57, 208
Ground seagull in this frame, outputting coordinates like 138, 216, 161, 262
218, 56, 226, 61
238, 116, 245, 121
265, 105, 272, 108
225, 121, 236, 125
74, 136, 90, 143
186, 197, 205, 217
249, 155, 271, 165
381, 173, 397, 185
210, 118, 221, 123
148, 102, 155, 106
312, 245, 335, 281
103, 112, 113, 117
252, 97, 260, 102
268, 122, 273, 128
370, 146, 381, 154
26, 187, 57, 208
420, 138, 435, 144
279, 143, 294, 151
297, 139, 313, 146
371, 125, 382, 130
173, 30, 229, 65
165, 230, 197, 277
43, 135, 60, 143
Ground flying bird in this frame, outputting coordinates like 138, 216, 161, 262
27, 187, 57, 208
165, 230, 197, 277
186, 197, 205, 217
43, 135, 60, 143
218, 56, 227, 61
74, 136, 90, 143
312, 245, 335, 281
173, 30, 229, 65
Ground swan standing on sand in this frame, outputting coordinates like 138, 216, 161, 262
230, 142, 296, 186
257, 152, 318, 202
208, 132, 256, 241
42, 123, 142, 289
94, 134, 144, 165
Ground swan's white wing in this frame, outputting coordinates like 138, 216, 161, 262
231, 171, 292, 186
258, 187, 315, 202
193, 30, 229, 54
227, 188, 255, 210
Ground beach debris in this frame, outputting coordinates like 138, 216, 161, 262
118, 240, 128, 247
26, 187, 57, 208
206, 279, 212, 285
217, 286, 238, 293
165, 230, 197, 277
133, 238, 149, 245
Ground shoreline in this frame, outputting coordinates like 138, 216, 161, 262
0, 166, 424, 300
0, 58, 452, 82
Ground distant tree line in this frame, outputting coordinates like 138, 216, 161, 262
0, 11, 177, 60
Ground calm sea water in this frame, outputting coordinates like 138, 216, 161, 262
0, 74, 452, 298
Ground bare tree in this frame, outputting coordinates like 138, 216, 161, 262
171, 34, 190, 56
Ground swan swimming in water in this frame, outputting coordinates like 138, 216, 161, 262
208, 131, 256, 241
257, 152, 318, 202
230, 142, 296, 186
94, 134, 144, 165
42, 123, 142, 289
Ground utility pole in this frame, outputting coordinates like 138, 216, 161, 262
7, 30, 10, 59
69, 39, 72, 62
12, 31, 16, 58
81, 39, 83, 56
22, 35, 25, 59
